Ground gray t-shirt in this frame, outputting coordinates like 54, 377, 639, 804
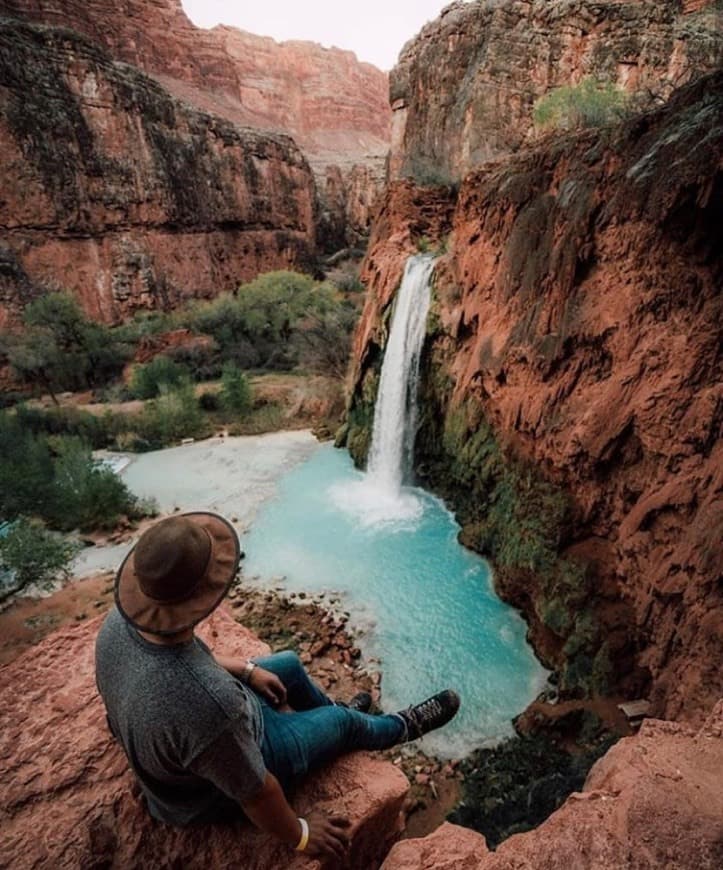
95, 607, 266, 826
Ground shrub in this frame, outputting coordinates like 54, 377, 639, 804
138, 384, 207, 447
0, 412, 54, 519
220, 364, 252, 416
533, 78, 629, 131
183, 270, 357, 373
46, 438, 142, 531
2, 292, 130, 399
0, 517, 80, 599
198, 391, 221, 412
14, 404, 118, 449
130, 355, 189, 399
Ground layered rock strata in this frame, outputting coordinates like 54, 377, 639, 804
348, 72, 723, 722
0, 20, 317, 324
383, 701, 723, 869
390, 0, 723, 182
1, 0, 391, 245
0, 607, 409, 868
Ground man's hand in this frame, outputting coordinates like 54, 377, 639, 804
213, 654, 288, 707
247, 666, 287, 706
304, 810, 351, 861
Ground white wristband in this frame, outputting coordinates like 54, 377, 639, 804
295, 817, 310, 852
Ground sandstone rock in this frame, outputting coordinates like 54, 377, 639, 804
390, 0, 722, 182
383, 703, 723, 869
0, 606, 409, 868
2, 0, 391, 250
0, 19, 317, 326
352, 72, 723, 722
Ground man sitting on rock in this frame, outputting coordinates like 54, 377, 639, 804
95, 512, 460, 861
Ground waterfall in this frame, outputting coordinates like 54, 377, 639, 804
367, 254, 436, 493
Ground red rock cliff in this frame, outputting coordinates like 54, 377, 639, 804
1, 0, 391, 244
383, 701, 723, 869
0, 607, 409, 868
0, 19, 317, 325
390, 0, 723, 182
350, 72, 723, 723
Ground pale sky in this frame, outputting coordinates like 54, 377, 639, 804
181, 1, 455, 71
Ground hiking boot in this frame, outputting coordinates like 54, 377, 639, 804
396, 690, 460, 741
339, 691, 373, 713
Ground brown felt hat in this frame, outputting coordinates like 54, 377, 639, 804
115, 512, 240, 636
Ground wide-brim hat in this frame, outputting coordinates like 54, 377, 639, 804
115, 511, 240, 636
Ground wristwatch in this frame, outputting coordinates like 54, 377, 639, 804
241, 660, 257, 683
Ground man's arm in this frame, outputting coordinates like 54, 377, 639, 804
242, 771, 351, 860
214, 653, 288, 707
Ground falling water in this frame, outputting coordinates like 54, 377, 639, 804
367, 254, 436, 492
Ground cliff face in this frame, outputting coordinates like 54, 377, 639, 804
1, 0, 391, 243
390, 0, 723, 182
384, 702, 723, 869
0, 607, 409, 868
349, 72, 723, 721
0, 20, 317, 325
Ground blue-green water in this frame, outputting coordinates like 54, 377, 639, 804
244, 444, 548, 758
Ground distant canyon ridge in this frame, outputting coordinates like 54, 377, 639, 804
1, 0, 721, 324
0, 0, 391, 324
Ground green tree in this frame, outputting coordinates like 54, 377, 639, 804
46, 438, 140, 531
3, 292, 128, 398
0, 412, 54, 518
220, 364, 253, 416
130, 355, 189, 399
0, 517, 80, 599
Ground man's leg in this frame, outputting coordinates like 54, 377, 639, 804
252, 650, 333, 710
260, 702, 404, 789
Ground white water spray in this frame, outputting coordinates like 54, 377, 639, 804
367, 254, 436, 492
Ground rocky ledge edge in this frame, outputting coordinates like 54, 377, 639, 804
1, 604, 721, 869
0, 607, 409, 869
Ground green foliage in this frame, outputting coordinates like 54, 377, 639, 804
45, 438, 140, 531
0, 411, 149, 532
450, 732, 617, 848
293, 300, 359, 380
198, 391, 221, 412
185, 271, 356, 373
137, 384, 207, 448
14, 404, 119, 449
0, 517, 80, 598
2, 292, 129, 398
220, 364, 253, 416
0, 412, 54, 519
533, 78, 629, 131
130, 355, 189, 399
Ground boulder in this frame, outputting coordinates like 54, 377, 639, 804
383, 702, 723, 869
0, 607, 409, 869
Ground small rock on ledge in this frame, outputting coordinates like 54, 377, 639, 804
0, 607, 408, 869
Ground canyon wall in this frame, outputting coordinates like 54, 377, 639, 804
348, 71, 723, 722
0, 0, 391, 245
0, 19, 317, 325
390, 0, 723, 182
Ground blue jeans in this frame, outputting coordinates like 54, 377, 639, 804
252, 651, 404, 789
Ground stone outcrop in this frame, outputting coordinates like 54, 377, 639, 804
0, 606, 409, 868
382, 701, 723, 869
390, 0, 723, 182
1, 0, 391, 244
0, 19, 317, 325
349, 72, 723, 721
